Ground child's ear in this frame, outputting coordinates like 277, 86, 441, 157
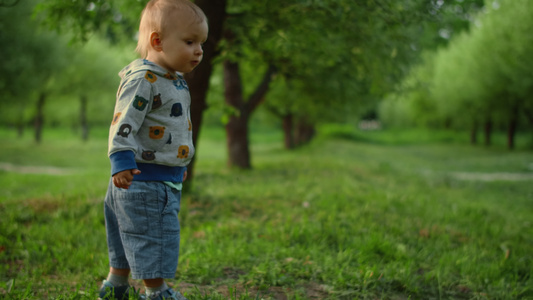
150, 32, 163, 51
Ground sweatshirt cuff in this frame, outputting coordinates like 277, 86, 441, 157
109, 150, 137, 176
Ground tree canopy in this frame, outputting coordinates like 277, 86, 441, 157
34, 0, 483, 122
380, 0, 533, 148
1, 0, 498, 167
0, 0, 66, 127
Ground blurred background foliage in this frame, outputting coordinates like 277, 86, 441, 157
1, 0, 531, 166
379, 0, 533, 150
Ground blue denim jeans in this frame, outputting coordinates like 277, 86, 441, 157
104, 180, 181, 279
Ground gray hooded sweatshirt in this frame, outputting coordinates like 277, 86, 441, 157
108, 59, 194, 182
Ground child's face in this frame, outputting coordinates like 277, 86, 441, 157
156, 13, 208, 74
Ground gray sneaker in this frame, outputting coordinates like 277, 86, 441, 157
98, 280, 138, 300
147, 288, 188, 300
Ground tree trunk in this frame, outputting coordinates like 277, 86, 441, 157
16, 123, 24, 138
15, 107, 25, 137
524, 107, 533, 150
282, 113, 294, 149
183, 0, 227, 181
484, 119, 492, 146
524, 107, 533, 126
226, 115, 251, 168
80, 95, 89, 141
295, 119, 315, 146
470, 121, 477, 145
507, 107, 518, 150
223, 59, 276, 169
34, 92, 46, 144
223, 60, 251, 168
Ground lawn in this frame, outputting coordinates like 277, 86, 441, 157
0, 126, 532, 299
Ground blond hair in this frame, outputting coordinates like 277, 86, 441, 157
135, 0, 206, 58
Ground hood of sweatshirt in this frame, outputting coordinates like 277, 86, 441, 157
118, 59, 182, 81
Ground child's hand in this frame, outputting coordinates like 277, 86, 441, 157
183, 171, 188, 181
112, 169, 141, 189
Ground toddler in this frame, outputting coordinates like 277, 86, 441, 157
99, 0, 208, 299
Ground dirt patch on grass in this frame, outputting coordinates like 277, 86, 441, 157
176, 282, 330, 300
451, 172, 533, 181
123, 280, 331, 299
0, 162, 74, 176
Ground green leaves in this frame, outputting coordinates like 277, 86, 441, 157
382, 0, 533, 135
36, 0, 139, 44
0, 0, 67, 125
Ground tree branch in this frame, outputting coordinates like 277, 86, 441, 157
245, 64, 276, 114
223, 60, 244, 109
0, 0, 21, 7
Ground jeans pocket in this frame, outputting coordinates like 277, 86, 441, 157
161, 188, 181, 234
114, 188, 149, 234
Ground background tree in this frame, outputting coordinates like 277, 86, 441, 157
0, 0, 69, 142
52, 38, 131, 141
219, 0, 451, 167
380, 0, 533, 149
17, 0, 497, 172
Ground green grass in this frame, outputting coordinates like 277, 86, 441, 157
0, 125, 532, 299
